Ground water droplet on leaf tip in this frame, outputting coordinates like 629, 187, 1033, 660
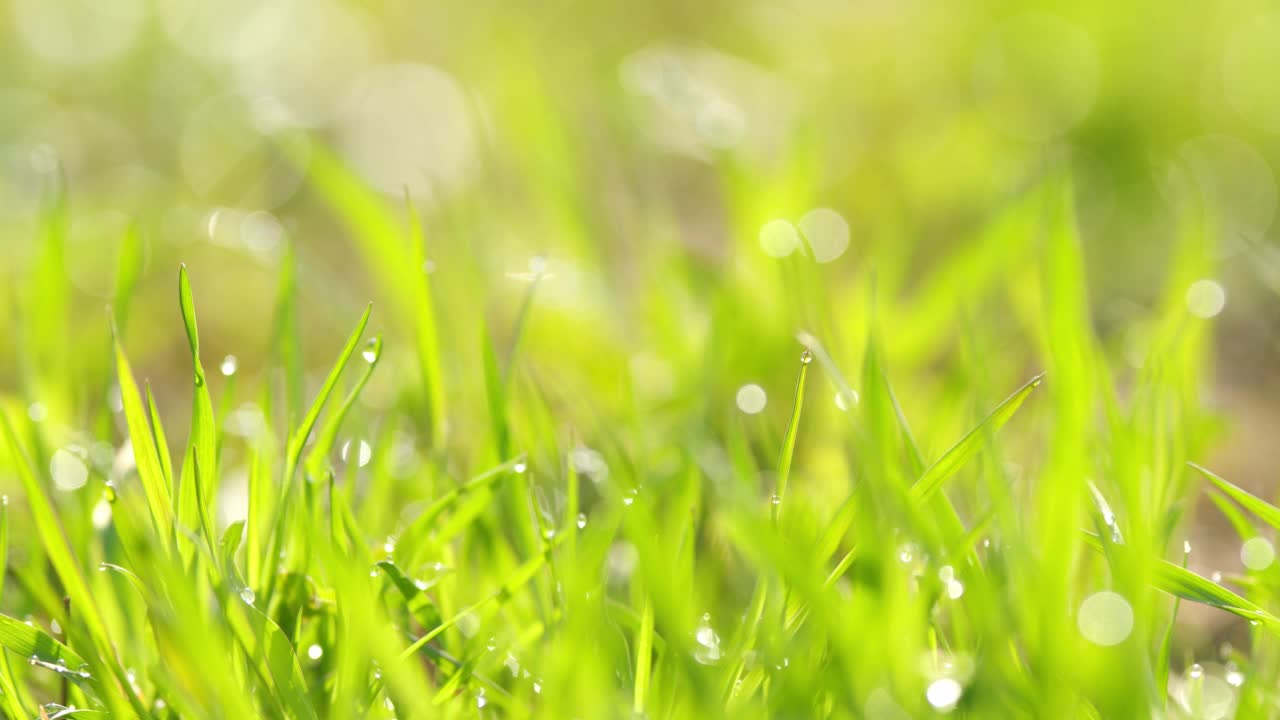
220, 355, 238, 376
799, 349, 813, 364
576, 513, 587, 529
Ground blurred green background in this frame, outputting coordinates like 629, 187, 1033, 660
2, 0, 1279, 681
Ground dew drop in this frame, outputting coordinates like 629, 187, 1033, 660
693, 613, 722, 665
340, 439, 373, 468
513, 459, 528, 474
307, 644, 323, 661
1188, 663, 1204, 679
797, 208, 851, 264
1186, 279, 1226, 318
1227, 667, 1245, 687
103, 481, 118, 503
220, 355, 238, 377
239, 587, 256, 605
799, 349, 813, 365
735, 384, 767, 414
486, 637, 497, 652
27, 402, 48, 423
897, 544, 916, 565
770, 494, 781, 505
758, 219, 801, 258
1241, 537, 1275, 570
1077, 590, 1134, 646
92, 500, 112, 529
533, 678, 543, 694
361, 339, 380, 364
50, 448, 89, 492
925, 677, 963, 712
576, 513, 587, 529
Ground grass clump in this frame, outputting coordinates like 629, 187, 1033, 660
0, 163, 1273, 720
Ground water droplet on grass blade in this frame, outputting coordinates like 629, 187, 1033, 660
220, 355, 238, 376
362, 338, 380, 364
340, 440, 372, 468
925, 678, 962, 712
92, 500, 111, 529
577, 513, 587, 529
693, 613, 722, 665
799, 349, 813, 364
239, 587, 256, 605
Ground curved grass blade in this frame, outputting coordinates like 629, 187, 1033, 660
0, 504, 31, 718
224, 594, 318, 720
0, 411, 146, 718
305, 335, 383, 478
110, 320, 175, 537
375, 560, 443, 631
0, 614, 92, 684
177, 266, 219, 562
405, 195, 447, 447
772, 349, 810, 523
285, 303, 372, 486
264, 303, 372, 590
1083, 533, 1280, 630
909, 372, 1045, 503
1190, 463, 1280, 531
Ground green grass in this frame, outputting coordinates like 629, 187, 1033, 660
0, 155, 1272, 720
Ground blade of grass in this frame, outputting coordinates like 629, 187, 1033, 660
909, 373, 1045, 503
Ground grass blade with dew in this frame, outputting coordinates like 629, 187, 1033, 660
0, 501, 32, 718
0, 410, 148, 718
305, 335, 383, 478
1082, 533, 1279, 629
405, 193, 448, 448
908, 372, 1045, 503
177, 266, 220, 564
772, 348, 811, 523
263, 302, 372, 595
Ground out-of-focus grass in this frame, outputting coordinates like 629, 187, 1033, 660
0, 1, 1279, 718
